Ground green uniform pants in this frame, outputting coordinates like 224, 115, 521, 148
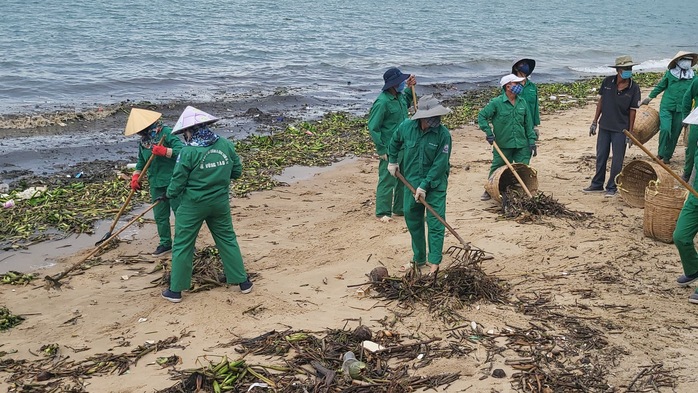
376, 156, 404, 217
657, 109, 684, 161
684, 125, 698, 177
150, 185, 179, 248
403, 188, 446, 265
488, 147, 531, 177
673, 196, 698, 277
169, 198, 248, 292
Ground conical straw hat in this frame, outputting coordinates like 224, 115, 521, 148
668, 51, 698, 69
172, 106, 219, 135
124, 108, 162, 136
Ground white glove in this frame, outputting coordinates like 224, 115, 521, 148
387, 163, 399, 177
414, 187, 426, 201
379, 154, 387, 161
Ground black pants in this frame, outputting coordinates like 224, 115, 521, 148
591, 128, 626, 191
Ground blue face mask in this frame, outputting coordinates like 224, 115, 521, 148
395, 81, 406, 93
510, 84, 523, 95
620, 70, 632, 79
517, 63, 530, 75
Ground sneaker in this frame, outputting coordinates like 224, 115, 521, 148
480, 191, 491, 201
677, 272, 698, 287
582, 186, 604, 193
152, 245, 172, 256
161, 289, 182, 303
689, 292, 698, 304
239, 279, 253, 294
604, 189, 617, 197
393, 212, 404, 217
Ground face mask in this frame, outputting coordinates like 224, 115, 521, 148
517, 63, 530, 75
678, 59, 692, 70
510, 84, 523, 95
395, 81, 406, 93
620, 70, 632, 79
426, 116, 441, 128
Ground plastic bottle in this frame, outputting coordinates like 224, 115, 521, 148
342, 351, 366, 379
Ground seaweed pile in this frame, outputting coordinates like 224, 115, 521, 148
501, 189, 593, 223
158, 326, 460, 393
370, 260, 507, 324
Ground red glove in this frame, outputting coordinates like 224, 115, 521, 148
130, 173, 141, 191
152, 145, 168, 157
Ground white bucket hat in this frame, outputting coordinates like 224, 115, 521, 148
172, 106, 219, 135
411, 95, 452, 120
124, 108, 162, 136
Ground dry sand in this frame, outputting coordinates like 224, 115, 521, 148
2, 98, 698, 392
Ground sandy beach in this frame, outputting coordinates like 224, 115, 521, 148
2, 95, 697, 392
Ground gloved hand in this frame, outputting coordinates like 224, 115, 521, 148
406, 74, 417, 87
155, 194, 168, 203
589, 122, 597, 136
486, 134, 495, 145
534, 128, 540, 138
152, 144, 168, 157
379, 154, 387, 161
530, 144, 537, 157
388, 163, 399, 177
641, 97, 652, 106
130, 173, 141, 191
414, 187, 426, 202
626, 136, 633, 147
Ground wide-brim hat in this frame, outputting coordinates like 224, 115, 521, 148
382, 67, 410, 91
172, 106, 219, 135
608, 55, 638, 68
410, 95, 452, 120
124, 108, 162, 136
668, 51, 698, 69
512, 58, 536, 76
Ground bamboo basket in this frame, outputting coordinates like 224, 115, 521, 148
484, 163, 538, 203
628, 106, 659, 144
615, 160, 675, 208
643, 181, 687, 243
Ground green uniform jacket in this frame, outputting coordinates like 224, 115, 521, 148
649, 71, 694, 112
521, 80, 540, 126
682, 77, 698, 118
136, 126, 184, 188
478, 92, 536, 148
166, 138, 242, 205
388, 119, 451, 192
368, 88, 414, 156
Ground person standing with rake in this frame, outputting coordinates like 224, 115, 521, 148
125, 108, 183, 256
387, 96, 452, 275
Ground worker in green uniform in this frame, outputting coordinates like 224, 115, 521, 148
125, 108, 184, 256
160, 106, 252, 303
512, 58, 541, 137
387, 96, 452, 275
672, 156, 698, 304
642, 51, 697, 165
368, 67, 415, 222
478, 74, 537, 201
680, 53, 698, 181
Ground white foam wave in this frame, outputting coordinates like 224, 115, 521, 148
570, 58, 672, 75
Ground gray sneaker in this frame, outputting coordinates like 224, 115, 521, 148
677, 273, 698, 287
604, 189, 617, 197
689, 292, 698, 304
582, 186, 604, 193
480, 191, 491, 201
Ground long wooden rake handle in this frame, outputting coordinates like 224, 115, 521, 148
395, 171, 470, 249
624, 129, 698, 199
46, 201, 161, 285
492, 141, 533, 198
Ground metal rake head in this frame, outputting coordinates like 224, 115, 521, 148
445, 245, 486, 266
